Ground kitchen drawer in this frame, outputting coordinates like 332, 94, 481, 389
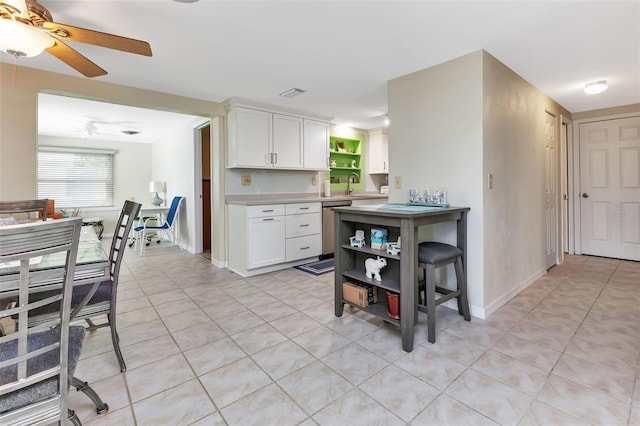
286, 212, 321, 238
247, 204, 285, 218
285, 202, 321, 215
286, 234, 321, 261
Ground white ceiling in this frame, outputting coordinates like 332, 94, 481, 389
11, 0, 640, 138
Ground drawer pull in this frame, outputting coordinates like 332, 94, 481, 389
262, 209, 274, 213
299, 224, 310, 227
300, 246, 310, 250
299, 207, 309, 210
263, 218, 274, 221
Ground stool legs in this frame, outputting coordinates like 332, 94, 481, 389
425, 263, 436, 343
419, 255, 471, 343
454, 256, 471, 321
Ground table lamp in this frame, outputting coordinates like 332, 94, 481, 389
149, 181, 165, 206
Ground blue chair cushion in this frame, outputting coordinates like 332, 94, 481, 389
418, 242, 463, 265
0, 326, 85, 412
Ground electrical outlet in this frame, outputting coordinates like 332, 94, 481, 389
394, 176, 402, 189
488, 173, 494, 189
241, 176, 251, 186
311, 175, 317, 185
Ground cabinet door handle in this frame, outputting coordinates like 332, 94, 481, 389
263, 218, 274, 221
299, 224, 309, 227
274, 152, 278, 164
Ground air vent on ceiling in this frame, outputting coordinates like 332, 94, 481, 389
279, 88, 306, 98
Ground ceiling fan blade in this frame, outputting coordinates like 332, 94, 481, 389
46, 39, 107, 78
42, 21, 152, 56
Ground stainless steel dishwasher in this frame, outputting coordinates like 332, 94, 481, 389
322, 199, 352, 257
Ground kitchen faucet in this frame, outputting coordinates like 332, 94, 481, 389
345, 172, 360, 196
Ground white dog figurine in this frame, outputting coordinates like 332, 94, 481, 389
365, 256, 387, 282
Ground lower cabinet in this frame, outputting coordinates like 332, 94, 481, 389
228, 202, 321, 277
285, 203, 321, 261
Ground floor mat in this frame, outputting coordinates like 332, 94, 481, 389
294, 259, 334, 275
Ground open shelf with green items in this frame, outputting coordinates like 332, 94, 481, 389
329, 135, 365, 192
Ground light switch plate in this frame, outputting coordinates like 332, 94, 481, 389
394, 176, 402, 189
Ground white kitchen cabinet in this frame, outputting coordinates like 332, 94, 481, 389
303, 119, 329, 170
368, 128, 389, 174
285, 202, 321, 261
228, 202, 320, 276
247, 215, 286, 268
227, 104, 329, 170
272, 114, 303, 168
228, 107, 273, 168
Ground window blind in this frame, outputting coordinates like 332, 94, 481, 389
37, 148, 115, 209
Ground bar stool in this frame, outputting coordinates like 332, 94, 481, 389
417, 242, 471, 343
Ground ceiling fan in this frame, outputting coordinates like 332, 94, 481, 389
0, 0, 152, 77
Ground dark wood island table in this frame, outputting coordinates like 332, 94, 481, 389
333, 203, 470, 352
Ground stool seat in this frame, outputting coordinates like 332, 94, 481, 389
418, 242, 463, 265
417, 241, 470, 343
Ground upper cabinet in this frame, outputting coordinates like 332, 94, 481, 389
272, 114, 303, 168
368, 128, 389, 174
303, 119, 329, 170
227, 107, 273, 168
226, 103, 330, 170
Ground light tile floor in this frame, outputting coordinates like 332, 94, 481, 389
69, 242, 640, 426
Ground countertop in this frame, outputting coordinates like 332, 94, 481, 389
226, 192, 389, 206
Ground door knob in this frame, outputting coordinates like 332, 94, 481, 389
582, 193, 589, 198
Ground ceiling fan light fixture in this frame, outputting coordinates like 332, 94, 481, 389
584, 80, 608, 95
279, 88, 306, 98
0, 19, 54, 57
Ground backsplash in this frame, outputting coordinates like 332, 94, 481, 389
226, 169, 323, 195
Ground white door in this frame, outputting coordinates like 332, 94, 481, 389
545, 112, 559, 268
579, 116, 640, 261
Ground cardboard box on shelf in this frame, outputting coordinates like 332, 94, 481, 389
342, 282, 378, 308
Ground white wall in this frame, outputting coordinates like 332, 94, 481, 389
388, 51, 486, 314
388, 50, 571, 317
153, 118, 208, 253
38, 135, 152, 233
481, 52, 561, 313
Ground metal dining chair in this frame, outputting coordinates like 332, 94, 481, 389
0, 199, 48, 222
0, 218, 84, 426
28, 200, 141, 373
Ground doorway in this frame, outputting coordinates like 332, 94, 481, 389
201, 124, 212, 256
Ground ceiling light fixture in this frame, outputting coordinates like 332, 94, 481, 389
584, 80, 608, 95
0, 19, 54, 57
279, 88, 306, 98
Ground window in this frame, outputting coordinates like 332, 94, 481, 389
37, 147, 115, 209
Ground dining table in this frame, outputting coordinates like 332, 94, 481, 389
0, 220, 111, 415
